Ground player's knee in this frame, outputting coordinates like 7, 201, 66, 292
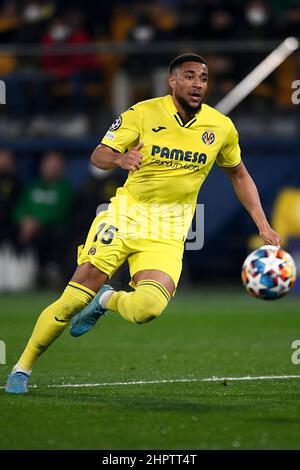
133, 302, 163, 324
132, 283, 170, 324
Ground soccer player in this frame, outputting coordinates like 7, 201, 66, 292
6, 53, 280, 393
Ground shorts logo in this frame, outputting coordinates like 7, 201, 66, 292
88, 247, 96, 256
109, 116, 122, 131
202, 130, 215, 145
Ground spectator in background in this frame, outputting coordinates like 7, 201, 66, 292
119, 4, 173, 102
40, 11, 103, 128
74, 164, 124, 236
2, 1, 55, 130
0, 1, 21, 43
174, 0, 240, 104
41, 13, 100, 80
271, 186, 300, 248
15, 0, 55, 43
14, 151, 74, 285
236, 0, 278, 111
278, 3, 300, 38
0, 2, 21, 133
241, 0, 276, 39
0, 149, 21, 245
65, 164, 124, 281
203, 4, 239, 40
271, 183, 300, 292
123, 9, 170, 75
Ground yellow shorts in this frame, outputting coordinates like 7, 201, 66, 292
77, 208, 184, 288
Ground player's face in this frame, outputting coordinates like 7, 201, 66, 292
169, 62, 208, 113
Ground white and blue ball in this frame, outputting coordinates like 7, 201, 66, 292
242, 245, 297, 300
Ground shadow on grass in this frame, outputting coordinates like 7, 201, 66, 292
23, 390, 255, 415
250, 417, 300, 424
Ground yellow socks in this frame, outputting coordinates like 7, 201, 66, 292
15, 279, 171, 373
106, 280, 171, 324
17, 282, 95, 372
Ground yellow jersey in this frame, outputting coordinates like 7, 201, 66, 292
101, 94, 241, 241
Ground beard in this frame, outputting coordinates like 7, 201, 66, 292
176, 93, 202, 115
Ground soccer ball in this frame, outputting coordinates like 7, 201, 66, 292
241, 245, 297, 300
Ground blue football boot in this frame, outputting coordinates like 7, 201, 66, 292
5, 371, 30, 394
70, 284, 114, 337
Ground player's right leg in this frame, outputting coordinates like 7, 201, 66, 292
5, 262, 108, 393
6, 203, 131, 393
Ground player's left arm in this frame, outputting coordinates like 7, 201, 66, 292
224, 161, 280, 246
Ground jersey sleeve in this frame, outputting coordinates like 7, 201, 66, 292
216, 118, 241, 168
101, 106, 142, 153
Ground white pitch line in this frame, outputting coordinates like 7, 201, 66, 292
2, 374, 300, 390
45, 374, 300, 388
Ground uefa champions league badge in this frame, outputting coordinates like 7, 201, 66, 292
109, 116, 122, 131
202, 130, 215, 145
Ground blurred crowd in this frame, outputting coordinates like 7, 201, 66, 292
0, 0, 299, 136
0, 148, 124, 288
1, 146, 300, 291
1, 0, 299, 44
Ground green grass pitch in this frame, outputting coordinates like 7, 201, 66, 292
0, 288, 300, 450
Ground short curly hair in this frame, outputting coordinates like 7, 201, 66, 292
169, 53, 208, 74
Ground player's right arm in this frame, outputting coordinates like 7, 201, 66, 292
91, 142, 144, 172
91, 105, 144, 172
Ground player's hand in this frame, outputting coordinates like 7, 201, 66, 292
119, 142, 144, 171
259, 226, 281, 247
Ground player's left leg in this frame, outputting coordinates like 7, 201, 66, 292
99, 238, 183, 324
104, 269, 174, 324
70, 243, 182, 335
70, 269, 174, 338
